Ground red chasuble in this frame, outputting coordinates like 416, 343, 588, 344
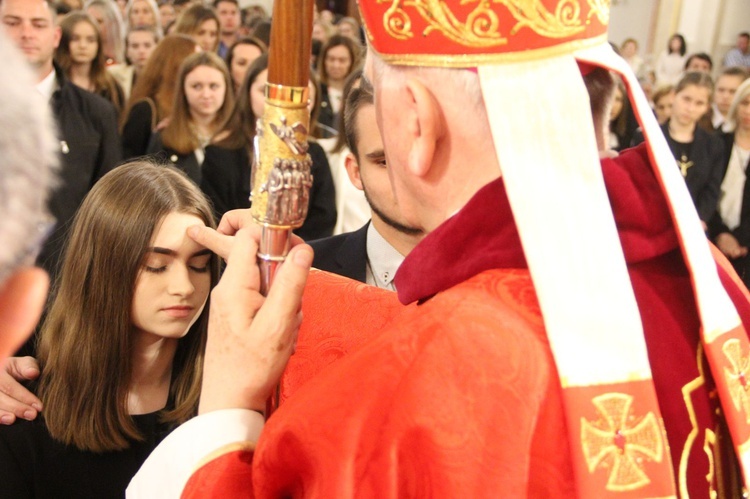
183, 144, 748, 497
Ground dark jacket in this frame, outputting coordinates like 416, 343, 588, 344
309, 222, 369, 282
148, 136, 335, 235
316, 83, 338, 139
201, 145, 252, 220
632, 122, 724, 222
39, 65, 122, 279
122, 99, 155, 160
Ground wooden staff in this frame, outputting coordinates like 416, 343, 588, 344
251, 0, 315, 295
251, 0, 314, 415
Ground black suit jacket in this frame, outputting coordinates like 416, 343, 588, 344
309, 222, 369, 283
632, 123, 724, 222
40, 65, 122, 279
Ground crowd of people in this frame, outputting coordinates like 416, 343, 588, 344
613, 31, 750, 288
2, 0, 750, 497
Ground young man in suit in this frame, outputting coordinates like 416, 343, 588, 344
310, 76, 423, 288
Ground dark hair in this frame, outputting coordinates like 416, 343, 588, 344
740, 32, 750, 40
330, 69, 365, 153
684, 52, 713, 71
343, 70, 372, 160
668, 34, 686, 56
213, 53, 269, 149
609, 76, 631, 141
720, 66, 750, 80
213, 0, 238, 6
251, 20, 271, 47
582, 67, 615, 140
225, 36, 267, 78
675, 71, 714, 97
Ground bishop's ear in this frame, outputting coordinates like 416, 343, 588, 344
404, 77, 445, 178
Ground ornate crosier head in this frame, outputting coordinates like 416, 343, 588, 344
358, 0, 610, 67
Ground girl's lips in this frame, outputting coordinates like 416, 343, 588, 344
162, 306, 193, 318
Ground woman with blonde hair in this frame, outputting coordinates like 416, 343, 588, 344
711, 78, 750, 287
56, 12, 125, 114
85, 0, 125, 64
0, 161, 219, 497
126, 0, 161, 33
172, 3, 219, 52
148, 52, 235, 197
121, 34, 199, 159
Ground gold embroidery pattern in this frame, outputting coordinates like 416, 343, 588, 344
703, 429, 717, 499
585, 0, 609, 24
723, 338, 750, 423
678, 343, 720, 496
377, 0, 602, 47
581, 393, 664, 491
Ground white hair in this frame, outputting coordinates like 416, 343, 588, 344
369, 50, 486, 120
125, 0, 163, 37
0, 32, 59, 284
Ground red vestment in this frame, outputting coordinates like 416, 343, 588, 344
128, 144, 749, 497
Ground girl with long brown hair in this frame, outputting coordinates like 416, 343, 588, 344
147, 51, 235, 211
56, 12, 125, 114
0, 161, 219, 497
121, 34, 198, 159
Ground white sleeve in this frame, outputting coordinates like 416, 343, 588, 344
126, 409, 265, 499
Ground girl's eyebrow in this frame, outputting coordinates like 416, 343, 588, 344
146, 247, 212, 257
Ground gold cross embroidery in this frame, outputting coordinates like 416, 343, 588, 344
723, 339, 750, 423
677, 155, 694, 177
581, 393, 664, 491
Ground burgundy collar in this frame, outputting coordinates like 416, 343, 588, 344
395, 144, 680, 304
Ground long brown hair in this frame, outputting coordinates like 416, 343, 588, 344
212, 52, 268, 150
162, 51, 235, 154
121, 34, 197, 130
56, 12, 124, 113
37, 161, 219, 452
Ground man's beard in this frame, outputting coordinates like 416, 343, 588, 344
363, 188, 422, 236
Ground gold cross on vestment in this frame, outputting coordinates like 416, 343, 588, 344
581, 393, 664, 492
723, 339, 750, 423
677, 155, 694, 177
